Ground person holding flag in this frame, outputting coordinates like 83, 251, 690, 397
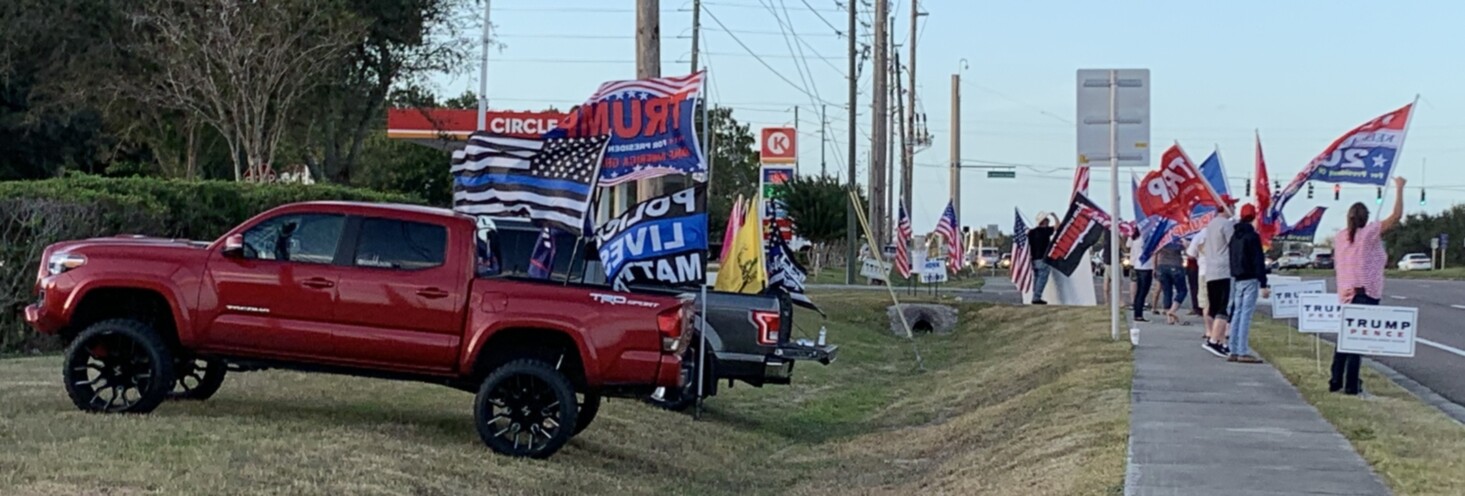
1330, 177, 1407, 395
1026, 212, 1056, 305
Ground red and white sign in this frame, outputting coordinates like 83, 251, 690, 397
760, 127, 797, 164
1136, 144, 1224, 222
386, 108, 564, 140
1337, 305, 1417, 357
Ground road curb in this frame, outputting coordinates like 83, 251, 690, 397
1362, 357, 1465, 426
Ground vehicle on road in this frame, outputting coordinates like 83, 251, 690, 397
1397, 253, 1433, 271
1310, 252, 1334, 269
1277, 251, 1310, 270
974, 247, 1000, 269
25, 202, 692, 458
999, 252, 1012, 269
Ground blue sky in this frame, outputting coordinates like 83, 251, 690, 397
434, 0, 1465, 241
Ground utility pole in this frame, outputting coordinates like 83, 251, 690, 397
869, 0, 888, 246
820, 104, 827, 177
892, 50, 905, 218
476, 0, 492, 131
794, 106, 800, 173
689, 0, 701, 73
903, 0, 920, 215
844, 0, 858, 284
634, 0, 661, 203
950, 73, 960, 228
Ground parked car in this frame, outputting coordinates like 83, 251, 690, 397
485, 217, 837, 411
1277, 251, 1310, 270
1397, 253, 1432, 271
1310, 252, 1334, 269
25, 202, 693, 458
999, 252, 1013, 269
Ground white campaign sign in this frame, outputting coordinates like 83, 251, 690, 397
1271, 280, 1327, 319
1298, 293, 1342, 333
1336, 305, 1418, 357
859, 257, 891, 282
1260, 275, 1301, 305
920, 258, 949, 284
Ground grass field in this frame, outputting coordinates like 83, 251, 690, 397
1291, 267, 1465, 281
0, 293, 1128, 496
1249, 320, 1465, 495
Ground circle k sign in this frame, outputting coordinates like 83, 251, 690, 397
760, 127, 797, 164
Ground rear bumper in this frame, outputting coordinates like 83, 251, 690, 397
655, 352, 685, 389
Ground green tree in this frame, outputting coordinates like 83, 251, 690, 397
699, 106, 759, 239
781, 174, 863, 272
1386, 205, 1465, 267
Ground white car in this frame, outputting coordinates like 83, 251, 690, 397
1397, 253, 1432, 271
1277, 251, 1310, 270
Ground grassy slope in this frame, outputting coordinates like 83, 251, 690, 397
1249, 320, 1465, 495
0, 294, 1127, 496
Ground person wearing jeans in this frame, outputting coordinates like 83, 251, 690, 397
1330, 177, 1406, 395
1128, 230, 1155, 322
1154, 240, 1188, 325
1226, 204, 1269, 363
1028, 215, 1055, 304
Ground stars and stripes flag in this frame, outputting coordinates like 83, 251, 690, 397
1010, 209, 1034, 294
894, 201, 913, 278
935, 200, 961, 272
451, 132, 609, 236
1071, 163, 1090, 198
765, 214, 818, 311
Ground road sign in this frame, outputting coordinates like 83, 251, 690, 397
1337, 305, 1417, 357
1076, 69, 1151, 168
1431, 237, 1440, 250
987, 170, 1016, 179
1441, 232, 1449, 245
985, 224, 1000, 239
759, 127, 797, 164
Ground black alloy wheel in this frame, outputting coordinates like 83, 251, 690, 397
474, 359, 578, 458
169, 356, 228, 400
62, 319, 176, 414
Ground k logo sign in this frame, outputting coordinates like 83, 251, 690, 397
760, 127, 797, 164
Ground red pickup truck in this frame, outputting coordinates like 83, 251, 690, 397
25, 202, 690, 458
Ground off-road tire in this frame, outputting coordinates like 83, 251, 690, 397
62, 319, 176, 414
473, 359, 578, 458
169, 356, 227, 401
574, 392, 602, 436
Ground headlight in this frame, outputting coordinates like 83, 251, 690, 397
47, 252, 86, 276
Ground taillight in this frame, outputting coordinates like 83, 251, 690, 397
752, 310, 781, 345
658, 307, 684, 353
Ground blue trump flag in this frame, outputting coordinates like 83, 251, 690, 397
1192, 151, 1229, 216
594, 184, 708, 291
528, 226, 557, 279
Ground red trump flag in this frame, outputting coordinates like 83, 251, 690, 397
1136, 144, 1225, 222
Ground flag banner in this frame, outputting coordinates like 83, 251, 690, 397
528, 227, 557, 279
765, 212, 818, 311
894, 201, 913, 278
1255, 132, 1283, 249
1072, 163, 1090, 198
1197, 151, 1230, 204
1153, 210, 1217, 251
452, 132, 609, 235
714, 194, 767, 294
595, 184, 708, 291
556, 71, 707, 186
1009, 209, 1034, 294
1275, 103, 1415, 220
935, 201, 961, 272
1275, 206, 1327, 243
1137, 144, 1225, 223
1047, 193, 1111, 277
719, 196, 745, 263
1136, 216, 1176, 265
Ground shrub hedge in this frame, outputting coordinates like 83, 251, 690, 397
0, 176, 416, 353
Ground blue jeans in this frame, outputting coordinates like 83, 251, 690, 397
1157, 266, 1188, 310
1227, 279, 1261, 356
1032, 259, 1051, 301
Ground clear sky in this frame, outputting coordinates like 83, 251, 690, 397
435, 0, 1465, 242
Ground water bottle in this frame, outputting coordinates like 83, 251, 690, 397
817, 325, 827, 346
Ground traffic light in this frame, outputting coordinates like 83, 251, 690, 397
1420, 188, 1427, 205
1307, 182, 1314, 199
1274, 180, 1281, 191
1245, 179, 1251, 196
1334, 184, 1341, 201
1376, 186, 1383, 205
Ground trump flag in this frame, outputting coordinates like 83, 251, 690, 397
1136, 144, 1225, 223
1274, 103, 1415, 221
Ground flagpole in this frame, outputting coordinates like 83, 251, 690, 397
1378, 94, 1420, 221
696, 70, 712, 419
1107, 69, 1121, 342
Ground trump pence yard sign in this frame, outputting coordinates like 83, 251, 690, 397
1336, 305, 1418, 357
1297, 293, 1342, 333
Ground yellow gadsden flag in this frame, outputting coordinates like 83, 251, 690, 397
714, 195, 766, 293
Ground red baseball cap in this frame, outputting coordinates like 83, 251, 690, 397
1240, 203, 1257, 219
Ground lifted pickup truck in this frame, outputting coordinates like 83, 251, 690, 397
25, 202, 690, 458
480, 218, 838, 411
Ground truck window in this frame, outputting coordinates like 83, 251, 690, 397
242, 214, 345, 264
353, 218, 447, 270
483, 228, 590, 281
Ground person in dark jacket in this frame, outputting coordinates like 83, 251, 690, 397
1226, 204, 1270, 363
1028, 214, 1056, 304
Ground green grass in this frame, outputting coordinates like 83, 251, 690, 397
0, 293, 1127, 496
1291, 267, 1465, 281
1249, 320, 1465, 495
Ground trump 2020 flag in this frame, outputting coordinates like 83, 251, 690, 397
1136, 143, 1225, 223
1047, 193, 1112, 277
1273, 103, 1415, 223
451, 132, 609, 236
1276, 207, 1328, 243
595, 184, 708, 291
556, 71, 707, 186
528, 227, 556, 279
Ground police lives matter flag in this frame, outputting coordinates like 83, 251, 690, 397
1046, 192, 1111, 277
595, 184, 708, 291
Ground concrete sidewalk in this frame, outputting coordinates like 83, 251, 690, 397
1125, 318, 1391, 495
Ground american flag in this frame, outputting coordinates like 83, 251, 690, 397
451, 132, 609, 236
935, 200, 961, 272
1072, 163, 1090, 198
894, 201, 913, 278
1010, 209, 1034, 294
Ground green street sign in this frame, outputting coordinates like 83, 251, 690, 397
987, 170, 1016, 179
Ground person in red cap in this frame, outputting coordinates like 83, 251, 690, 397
1198, 195, 1238, 357
1226, 203, 1271, 363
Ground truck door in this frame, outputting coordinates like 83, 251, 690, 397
202, 213, 346, 358
329, 216, 466, 372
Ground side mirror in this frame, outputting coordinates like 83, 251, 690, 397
222, 234, 245, 258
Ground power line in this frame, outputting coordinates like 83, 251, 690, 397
702, 6, 839, 106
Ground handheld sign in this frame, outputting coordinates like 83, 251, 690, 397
1271, 280, 1327, 319
1336, 305, 1417, 357
1298, 293, 1342, 333
920, 258, 949, 284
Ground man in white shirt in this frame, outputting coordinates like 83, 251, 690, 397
1186, 228, 1209, 331
1199, 198, 1238, 357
